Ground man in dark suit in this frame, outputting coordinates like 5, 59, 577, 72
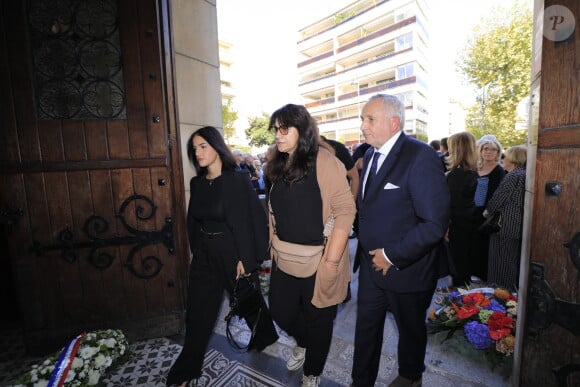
351, 94, 450, 387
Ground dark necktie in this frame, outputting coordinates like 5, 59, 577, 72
364, 151, 380, 198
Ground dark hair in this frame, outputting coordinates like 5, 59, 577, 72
186, 126, 237, 176
429, 140, 441, 151
265, 104, 319, 184
440, 137, 448, 150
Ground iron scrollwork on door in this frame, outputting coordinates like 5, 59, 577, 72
527, 263, 580, 337
527, 262, 580, 387
32, 194, 174, 279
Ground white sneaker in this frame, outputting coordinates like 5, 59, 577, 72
301, 375, 320, 387
286, 346, 306, 371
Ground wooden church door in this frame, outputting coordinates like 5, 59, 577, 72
518, 0, 580, 385
0, 0, 187, 354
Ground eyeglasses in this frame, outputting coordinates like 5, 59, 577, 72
482, 147, 499, 152
272, 125, 289, 135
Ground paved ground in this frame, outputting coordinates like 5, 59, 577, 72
220, 238, 514, 386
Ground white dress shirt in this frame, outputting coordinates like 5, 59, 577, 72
363, 131, 402, 268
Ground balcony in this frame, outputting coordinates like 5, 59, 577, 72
298, 0, 392, 43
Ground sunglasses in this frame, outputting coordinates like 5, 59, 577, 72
272, 125, 289, 135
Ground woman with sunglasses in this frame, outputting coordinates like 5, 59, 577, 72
166, 126, 278, 387
265, 104, 356, 387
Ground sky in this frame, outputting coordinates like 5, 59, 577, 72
216, 0, 525, 141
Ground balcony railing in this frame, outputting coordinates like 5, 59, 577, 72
298, 0, 391, 43
337, 16, 416, 54
299, 47, 412, 88
304, 96, 336, 109
299, 50, 334, 68
298, 16, 415, 70
305, 76, 416, 111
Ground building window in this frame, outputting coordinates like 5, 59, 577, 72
397, 63, 414, 80
396, 33, 413, 51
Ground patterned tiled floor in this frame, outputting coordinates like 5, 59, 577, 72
104, 339, 285, 387
0, 240, 513, 386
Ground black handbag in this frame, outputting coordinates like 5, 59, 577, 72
225, 275, 263, 352
478, 212, 502, 234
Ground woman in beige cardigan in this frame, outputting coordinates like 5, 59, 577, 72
265, 104, 356, 387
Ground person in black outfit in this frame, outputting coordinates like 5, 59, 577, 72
445, 132, 480, 287
429, 139, 441, 154
472, 134, 505, 281
352, 142, 371, 169
266, 104, 355, 387
320, 136, 359, 200
166, 127, 278, 387
439, 137, 449, 172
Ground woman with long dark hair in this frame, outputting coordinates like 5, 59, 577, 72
265, 104, 356, 387
166, 126, 278, 387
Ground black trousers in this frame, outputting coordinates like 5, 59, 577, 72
268, 263, 337, 377
166, 230, 278, 385
352, 260, 434, 386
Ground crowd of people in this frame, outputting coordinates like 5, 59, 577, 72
167, 93, 528, 387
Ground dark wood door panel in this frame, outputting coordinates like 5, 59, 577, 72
530, 148, 580, 293
14, 166, 181, 351
0, 0, 184, 355
520, 0, 580, 384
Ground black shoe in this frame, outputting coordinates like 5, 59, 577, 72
388, 376, 422, 387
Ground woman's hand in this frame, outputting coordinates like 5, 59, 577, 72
236, 260, 246, 279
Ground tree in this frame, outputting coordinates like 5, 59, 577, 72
245, 112, 275, 147
221, 99, 238, 144
458, 3, 532, 148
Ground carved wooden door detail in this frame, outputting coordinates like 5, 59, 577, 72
0, 0, 186, 353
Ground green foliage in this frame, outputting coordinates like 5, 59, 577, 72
221, 99, 238, 144
416, 131, 428, 143
458, 3, 531, 148
245, 112, 275, 147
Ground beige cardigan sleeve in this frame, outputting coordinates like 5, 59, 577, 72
312, 148, 357, 308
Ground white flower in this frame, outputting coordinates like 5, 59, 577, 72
71, 357, 84, 369
8, 330, 129, 387
87, 369, 101, 385
79, 346, 99, 359
100, 337, 117, 348
65, 369, 76, 383
94, 353, 107, 368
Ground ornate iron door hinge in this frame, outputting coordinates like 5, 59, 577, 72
32, 194, 175, 279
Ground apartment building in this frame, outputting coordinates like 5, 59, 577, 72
219, 39, 235, 104
297, 0, 430, 145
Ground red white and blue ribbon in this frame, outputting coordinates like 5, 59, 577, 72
48, 332, 86, 387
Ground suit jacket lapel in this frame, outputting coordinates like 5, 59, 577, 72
367, 133, 407, 198
358, 147, 375, 206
